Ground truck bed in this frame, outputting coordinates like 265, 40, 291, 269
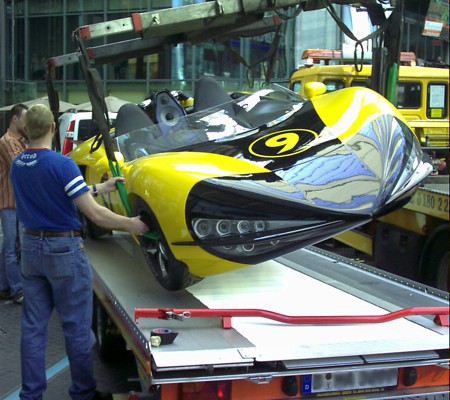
404, 175, 450, 221
86, 232, 449, 385
422, 175, 449, 195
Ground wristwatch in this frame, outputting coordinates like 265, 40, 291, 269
92, 184, 99, 197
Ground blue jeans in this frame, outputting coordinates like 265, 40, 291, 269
19, 234, 96, 400
0, 208, 22, 296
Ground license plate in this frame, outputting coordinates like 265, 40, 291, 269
301, 368, 398, 395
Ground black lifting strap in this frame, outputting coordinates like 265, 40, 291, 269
73, 31, 115, 161
224, 23, 281, 87
86, 67, 112, 156
46, 61, 61, 152
321, 0, 394, 72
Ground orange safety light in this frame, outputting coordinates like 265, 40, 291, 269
301, 49, 343, 62
399, 51, 417, 65
301, 49, 417, 65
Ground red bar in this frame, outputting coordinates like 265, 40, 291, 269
132, 13, 143, 32
86, 47, 95, 60
271, 14, 282, 26
434, 313, 449, 326
134, 306, 450, 329
77, 25, 92, 40
48, 57, 58, 67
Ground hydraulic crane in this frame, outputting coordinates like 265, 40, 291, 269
47, 0, 406, 151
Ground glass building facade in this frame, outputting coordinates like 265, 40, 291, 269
1, 0, 302, 108
0, 0, 447, 110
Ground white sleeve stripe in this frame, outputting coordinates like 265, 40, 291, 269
67, 182, 88, 197
64, 176, 84, 192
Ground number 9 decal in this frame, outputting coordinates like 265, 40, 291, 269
249, 129, 317, 158
265, 133, 299, 154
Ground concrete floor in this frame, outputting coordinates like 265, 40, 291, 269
0, 230, 139, 400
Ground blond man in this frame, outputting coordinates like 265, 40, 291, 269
10, 104, 147, 400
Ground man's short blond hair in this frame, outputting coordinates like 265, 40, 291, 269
24, 104, 54, 140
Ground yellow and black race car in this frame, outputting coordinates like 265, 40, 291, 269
70, 77, 432, 291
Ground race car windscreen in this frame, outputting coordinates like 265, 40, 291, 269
115, 85, 305, 161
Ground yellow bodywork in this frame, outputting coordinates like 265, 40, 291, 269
69, 85, 420, 278
309, 86, 409, 143
70, 140, 270, 277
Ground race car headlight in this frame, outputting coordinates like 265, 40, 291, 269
216, 220, 232, 236
193, 219, 213, 238
237, 220, 251, 233
193, 219, 266, 238
254, 220, 265, 232
192, 218, 303, 240
190, 217, 324, 260
185, 174, 364, 264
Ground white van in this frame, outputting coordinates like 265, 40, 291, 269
58, 110, 117, 155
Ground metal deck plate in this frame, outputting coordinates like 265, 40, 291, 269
86, 233, 255, 370
187, 253, 449, 363
86, 233, 449, 371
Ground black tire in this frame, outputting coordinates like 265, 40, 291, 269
422, 228, 449, 292
78, 210, 111, 240
92, 295, 126, 360
133, 198, 203, 291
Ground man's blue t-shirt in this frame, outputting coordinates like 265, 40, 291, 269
10, 148, 89, 231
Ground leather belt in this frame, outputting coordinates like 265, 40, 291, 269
23, 229, 82, 237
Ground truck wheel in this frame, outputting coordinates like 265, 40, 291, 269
422, 229, 449, 291
93, 295, 126, 360
435, 249, 449, 291
133, 198, 202, 291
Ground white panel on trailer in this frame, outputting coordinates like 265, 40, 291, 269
87, 233, 255, 369
86, 232, 449, 372
187, 256, 448, 363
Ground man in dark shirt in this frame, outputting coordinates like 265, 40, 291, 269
11, 104, 148, 400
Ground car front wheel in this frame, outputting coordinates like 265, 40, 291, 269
133, 198, 202, 291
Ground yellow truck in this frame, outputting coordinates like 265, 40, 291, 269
289, 50, 449, 291
289, 49, 449, 151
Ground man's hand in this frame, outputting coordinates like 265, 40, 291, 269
128, 216, 149, 236
101, 176, 125, 193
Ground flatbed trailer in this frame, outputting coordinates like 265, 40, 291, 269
45, 4, 449, 397
86, 232, 450, 400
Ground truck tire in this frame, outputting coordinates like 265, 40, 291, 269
93, 295, 126, 360
421, 227, 449, 291
133, 198, 202, 291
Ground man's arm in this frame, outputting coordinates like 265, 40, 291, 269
88, 176, 124, 197
74, 191, 147, 235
